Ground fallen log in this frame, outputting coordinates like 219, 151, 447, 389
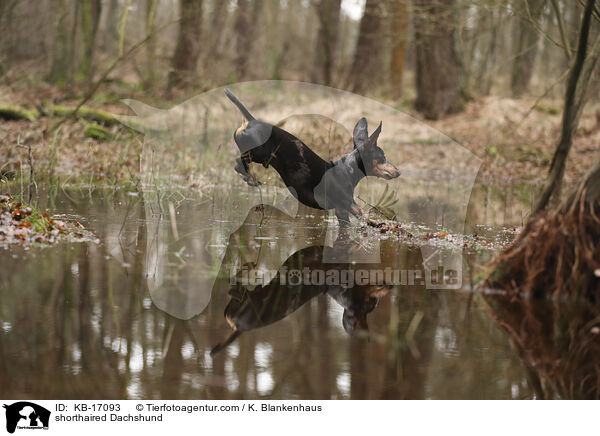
47, 105, 121, 126
0, 106, 38, 121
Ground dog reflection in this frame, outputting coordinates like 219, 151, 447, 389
211, 241, 392, 356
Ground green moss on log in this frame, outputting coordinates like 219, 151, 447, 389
0, 106, 39, 121
84, 123, 113, 141
50, 105, 120, 126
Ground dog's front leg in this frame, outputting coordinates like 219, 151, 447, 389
350, 202, 365, 218
335, 206, 351, 227
350, 201, 384, 227
235, 154, 261, 186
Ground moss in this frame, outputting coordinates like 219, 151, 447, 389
49, 105, 121, 126
534, 104, 561, 115
0, 106, 39, 121
23, 208, 53, 233
84, 123, 113, 141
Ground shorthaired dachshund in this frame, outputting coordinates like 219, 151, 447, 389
225, 88, 400, 224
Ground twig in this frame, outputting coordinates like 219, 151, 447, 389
515, 68, 569, 131
513, 1, 563, 52
16, 136, 36, 203
551, 0, 572, 60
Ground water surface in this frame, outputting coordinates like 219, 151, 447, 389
1, 183, 594, 399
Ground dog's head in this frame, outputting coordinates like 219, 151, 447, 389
353, 118, 400, 180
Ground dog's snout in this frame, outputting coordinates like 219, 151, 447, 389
387, 164, 400, 179
380, 162, 400, 179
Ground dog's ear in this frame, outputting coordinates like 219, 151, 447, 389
353, 117, 368, 149
366, 121, 382, 149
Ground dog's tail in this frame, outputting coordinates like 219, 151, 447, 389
210, 329, 242, 357
224, 88, 255, 121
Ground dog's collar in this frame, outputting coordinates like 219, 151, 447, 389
263, 143, 281, 168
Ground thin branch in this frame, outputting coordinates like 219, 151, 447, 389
577, 0, 600, 22
48, 18, 178, 134
514, 1, 564, 52
550, 0, 572, 60
515, 68, 569, 131
533, 0, 596, 215
119, 0, 132, 57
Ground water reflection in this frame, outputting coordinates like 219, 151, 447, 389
0, 187, 594, 399
211, 225, 398, 355
484, 295, 600, 399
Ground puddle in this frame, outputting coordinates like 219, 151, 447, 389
0, 181, 595, 399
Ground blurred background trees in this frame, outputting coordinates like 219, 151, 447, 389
0, 0, 598, 121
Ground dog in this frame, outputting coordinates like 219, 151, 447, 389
211, 243, 392, 356
225, 88, 400, 223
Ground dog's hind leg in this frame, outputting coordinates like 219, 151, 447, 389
350, 202, 365, 218
235, 154, 261, 186
335, 208, 351, 227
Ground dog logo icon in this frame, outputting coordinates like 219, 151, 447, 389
3, 402, 50, 434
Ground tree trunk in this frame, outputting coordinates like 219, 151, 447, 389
473, 6, 501, 96
510, 0, 545, 98
234, 0, 263, 79
168, 0, 203, 89
67, 0, 80, 88
77, 0, 102, 84
145, 0, 159, 88
311, 0, 342, 86
533, 0, 598, 215
102, 0, 119, 54
48, 0, 71, 85
413, 0, 464, 120
389, 0, 409, 98
207, 0, 229, 55
348, 0, 383, 94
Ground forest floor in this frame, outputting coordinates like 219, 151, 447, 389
1, 84, 599, 189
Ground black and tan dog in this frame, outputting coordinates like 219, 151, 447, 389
211, 243, 392, 356
225, 88, 400, 223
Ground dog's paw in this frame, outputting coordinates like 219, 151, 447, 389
244, 176, 261, 187
367, 219, 385, 228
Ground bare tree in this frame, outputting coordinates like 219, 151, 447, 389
533, 0, 600, 214
234, 0, 263, 79
207, 0, 229, 55
510, 0, 545, 97
168, 0, 203, 89
145, 0, 159, 88
77, 0, 102, 84
102, 0, 120, 53
389, 0, 409, 98
413, 0, 464, 120
48, 0, 71, 84
469, 4, 503, 96
348, 0, 384, 94
312, 0, 342, 86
